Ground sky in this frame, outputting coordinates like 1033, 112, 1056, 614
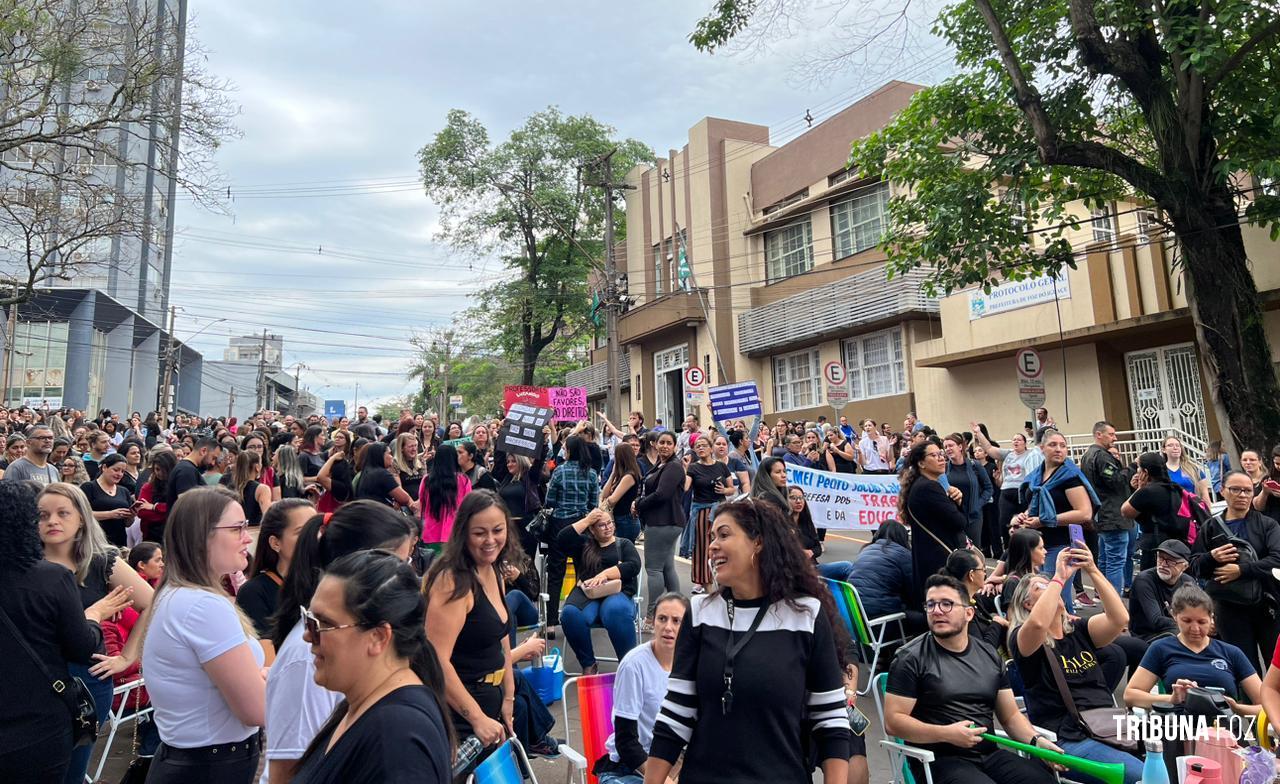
172, 0, 951, 414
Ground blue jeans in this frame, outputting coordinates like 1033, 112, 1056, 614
614, 513, 640, 543
1124, 527, 1139, 590
681, 501, 717, 558
1041, 546, 1074, 614
1058, 738, 1143, 784
64, 663, 114, 784
597, 773, 643, 784
1097, 530, 1130, 594
817, 561, 854, 581
561, 593, 638, 668
506, 589, 540, 646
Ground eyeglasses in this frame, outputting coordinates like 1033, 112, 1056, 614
924, 599, 959, 614
61, 463, 76, 469
1223, 486, 1253, 496
300, 606, 358, 637
214, 520, 250, 535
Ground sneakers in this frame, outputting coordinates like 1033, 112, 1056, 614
1075, 591, 1097, 608
528, 736, 563, 758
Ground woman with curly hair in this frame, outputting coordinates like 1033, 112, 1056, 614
645, 498, 853, 784
0, 481, 106, 783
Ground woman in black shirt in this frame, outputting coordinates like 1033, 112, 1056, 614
556, 509, 643, 675
1122, 451, 1194, 569
602, 442, 643, 543
272, 445, 306, 502
236, 499, 316, 654
392, 433, 423, 504
231, 450, 273, 527
118, 440, 144, 495
0, 482, 107, 784
80, 453, 135, 547
899, 440, 969, 604
293, 550, 450, 784
353, 442, 413, 509
634, 432, 686, 613
684, 436, 734, 590
425, 491, 520, 751
496, 443, 547, 559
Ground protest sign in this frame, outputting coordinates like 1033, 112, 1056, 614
442, 436, 473, 449
707, 381, 762, 422
504, 385, 550, 413
497, 404, 554, 457
549, 386, 588, 421
783, 462, 899, 530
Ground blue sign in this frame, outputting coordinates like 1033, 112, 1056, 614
324, 400, 346, 419
708, 381, 762, 422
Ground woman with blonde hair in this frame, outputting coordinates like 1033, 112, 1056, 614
142, 486, 265, 783
272, 444, 306, 502
230, 450, 272, 528
1163, 435, 1211, 505
392, 431, 424, 506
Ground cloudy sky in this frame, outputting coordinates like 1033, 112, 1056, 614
172, 0, 950, 413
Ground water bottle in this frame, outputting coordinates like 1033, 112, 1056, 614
452, 735, 485, 777
1143, 738, 1172, 784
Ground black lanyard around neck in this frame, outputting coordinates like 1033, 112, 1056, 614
721, 596, 767, 715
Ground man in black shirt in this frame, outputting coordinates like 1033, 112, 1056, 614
885, 575, 1059, 784
1129, 539, 1195, 640
166, 436, 222, 510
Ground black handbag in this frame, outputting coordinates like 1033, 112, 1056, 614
526, 506, 553, 542
0, 602, 99, 747
1204, 515, 1264, 605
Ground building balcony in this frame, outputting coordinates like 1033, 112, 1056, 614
736, 265, 939, 356
618, 291, 704, 346
565, 353, 631, 399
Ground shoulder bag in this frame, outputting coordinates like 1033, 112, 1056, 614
1041, 640, 1137, 752
1204, 515, 1263, 605
0, 602, 99, 747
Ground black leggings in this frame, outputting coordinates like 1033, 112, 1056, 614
997, 488, 1025, 553
909, 748, 1056, 784
1215, 597, 1280, 675
543, 515, 576, 626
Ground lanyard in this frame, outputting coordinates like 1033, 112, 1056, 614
721, 597, 767, 715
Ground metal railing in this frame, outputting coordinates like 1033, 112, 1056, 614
1063, 427, 1207, 465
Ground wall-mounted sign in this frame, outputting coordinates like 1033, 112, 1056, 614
969, 273, 1071, 320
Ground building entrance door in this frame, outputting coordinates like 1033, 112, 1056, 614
1124, 343, 1209, 452
653, 344, 688, 431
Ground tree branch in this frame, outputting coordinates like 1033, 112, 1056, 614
1207, 15, 1280, 90
970, 0, 1060, 157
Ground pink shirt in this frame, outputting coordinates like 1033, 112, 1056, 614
419, 474, 473, 543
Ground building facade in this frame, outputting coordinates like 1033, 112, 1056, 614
571, 80, 1280, 453
0, 0, 198, 415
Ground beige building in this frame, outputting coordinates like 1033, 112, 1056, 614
567, 81, 1280, 452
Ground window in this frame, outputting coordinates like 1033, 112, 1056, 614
764, 220, 813, 281
829, 167, 856, 187
1091, 207, 1116, 243
763, 188, 808, 216
843, 328, 906, 400
772, 348, 820, 411
830, 183, 888, 259
1137, 210, 1160, 244
652, 243, 663, 295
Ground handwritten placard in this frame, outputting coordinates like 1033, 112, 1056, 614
498, 404, 554, 457
549, 386, 588, 422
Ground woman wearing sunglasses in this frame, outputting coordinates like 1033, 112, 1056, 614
291, 550, 451, 783
141, 486, 265, 783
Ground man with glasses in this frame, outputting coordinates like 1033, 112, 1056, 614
1, 425, 58, 485
885, 574, 1060, 784
1129, 539, 1195, 641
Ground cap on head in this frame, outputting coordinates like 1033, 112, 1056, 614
1155, 539, 1190, 562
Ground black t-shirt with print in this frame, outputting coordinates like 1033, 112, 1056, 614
886, 633, 1008, 761
1011, 623, 1115, 742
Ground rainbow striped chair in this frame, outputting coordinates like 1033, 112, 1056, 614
823, 577, 908, 695
558, 672, 616, 784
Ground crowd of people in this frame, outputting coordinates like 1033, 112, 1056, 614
3, 401, 1280, 783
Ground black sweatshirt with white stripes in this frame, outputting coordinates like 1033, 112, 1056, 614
648, 590, 851, 782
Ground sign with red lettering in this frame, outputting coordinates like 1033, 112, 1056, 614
783, 462, 899, 530
503, 385, 550, 413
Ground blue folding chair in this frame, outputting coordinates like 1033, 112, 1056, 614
467, 738, 539, 784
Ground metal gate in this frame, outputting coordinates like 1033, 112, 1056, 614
1125, 344, 1209, 450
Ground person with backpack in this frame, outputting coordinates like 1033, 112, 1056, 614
1122, 452, 1210, 571
1188, 470, 1280, 675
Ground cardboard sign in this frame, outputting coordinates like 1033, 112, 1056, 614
707, 381, 762, 422
498, 404, 554, 457
503, 385, 550, 413
549, 387, 588, 422
442, 436, 473, 449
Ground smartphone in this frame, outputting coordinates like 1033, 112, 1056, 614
847, 704, 870, 736
1265, 479, 1280, 492
1024, 420, 1034, 430
1067, 524, 1086, 565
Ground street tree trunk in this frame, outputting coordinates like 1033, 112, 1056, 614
1174, 194, 1280, 455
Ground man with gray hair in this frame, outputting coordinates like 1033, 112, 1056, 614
2, 425, 59, 485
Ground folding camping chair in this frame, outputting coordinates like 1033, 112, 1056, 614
467, 738, 539, 784
824, 578, 908, 695
88, 677, 153, 782
558, 672, 616, 784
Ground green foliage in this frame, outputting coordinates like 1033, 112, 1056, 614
690, 0, 760, 52
418, 107, 651, 384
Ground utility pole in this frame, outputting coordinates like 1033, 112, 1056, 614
158, 305, 177, 425
1, 303, 15, 408
433, 331, 454, 417
255, 328, 268, 412
227, 387, 235, 419
354, 383, 360, 417
590, 151, 635, 422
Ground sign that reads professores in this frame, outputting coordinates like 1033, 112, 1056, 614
497, 404, 554, 457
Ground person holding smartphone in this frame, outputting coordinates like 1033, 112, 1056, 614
684, 436, 735, 592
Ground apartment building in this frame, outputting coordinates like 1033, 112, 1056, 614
0, 0, 200, 415
570, 81, 1280, 450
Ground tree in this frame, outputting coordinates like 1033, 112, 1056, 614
1, 0, 236, 304
692, 0, 1280, 454
418, 107, 650, 384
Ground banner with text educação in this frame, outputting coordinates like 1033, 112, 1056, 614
784, 462, 899, 530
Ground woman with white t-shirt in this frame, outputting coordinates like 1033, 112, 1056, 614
142, 486, 265, 783
593, 592, 689, 784
971, 423, 1043, 555
262, 500, 416, 784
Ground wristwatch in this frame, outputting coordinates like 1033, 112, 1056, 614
1029, 735, 1046, 748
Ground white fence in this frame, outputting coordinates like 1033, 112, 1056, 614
1062, 427, 1207, 465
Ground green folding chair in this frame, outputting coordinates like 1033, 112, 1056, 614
824, 577, 907, 695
